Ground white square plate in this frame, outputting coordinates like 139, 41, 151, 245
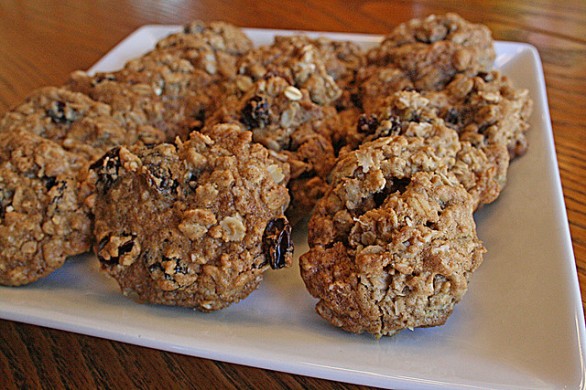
1, 26, 585, 389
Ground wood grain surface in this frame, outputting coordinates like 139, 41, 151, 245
1, 1, 585, 388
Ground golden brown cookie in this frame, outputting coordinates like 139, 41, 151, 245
301, 169, 485, 337
425, 71, 533, 159
367, 13, 495, 91
206, 74, 338, 224
0, 86, 164, 162
0, 130, 91, 286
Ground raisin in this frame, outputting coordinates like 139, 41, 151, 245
478, 123, 491, 134
425, 221, 437, 230
46, 101, 69, 124
118, 240, 136, 258
445, 106, 473, 130
145, 164, 178, 195
477, 72, 494, 82
296, 170, 317, 180
390, 177, 411, 194
373, 190, 388, 208
186, 108, 206, 132
148, 262, 164, 274
42, 176, 57, 190
350, 92, 363, 110
332, 137, 347, 154
386, 115, 402, 136
357, 114, 379, 134
90, 147, 122, 194
445, 108, 460, 126
241, 96, 270, 129
261, 217, 293, 270
49, 180, 67, 205
372, 176, 407, 208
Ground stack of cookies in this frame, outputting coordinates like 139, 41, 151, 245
0, 14, 532, 337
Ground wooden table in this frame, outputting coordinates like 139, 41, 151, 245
1, 1, 584, 388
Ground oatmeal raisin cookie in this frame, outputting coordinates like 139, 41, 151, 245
155, 20, 253, 78
0, 86, 165, 161
68, 21, 253, 142
236, 35, 348, 106
301, 169, 485, 337
91, 124, 292, 311
67, 65, 197, 142
344, 90, 515, 208
366, 13, 495, 91
425, 71, 533, 159
206, 74, 338, 223
0, 130, 92, 286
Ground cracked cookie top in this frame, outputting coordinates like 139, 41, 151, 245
301, 171, 485, 337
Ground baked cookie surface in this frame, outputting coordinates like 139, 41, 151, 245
301, 169, 485, 337
155, 20, 253, 77
0, 86, 165, 161
343, 89, 525, 209
236, 34, 364, 106
206, 73, 338, 224
0, 130, 91, 286
367, 13, 495, 92
425, 71, 533, 159
92, 125, 292, 311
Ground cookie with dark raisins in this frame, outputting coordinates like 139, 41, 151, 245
341, 90, 519, 209
205, 73, 338, 224
67, 21, 253, 142
301, 167, 485, 337
0, 130, 92, 286
424, 71, 533, 159
91, 124, 293, 311
0, 86, 165, 162
366, 13, 495, 91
